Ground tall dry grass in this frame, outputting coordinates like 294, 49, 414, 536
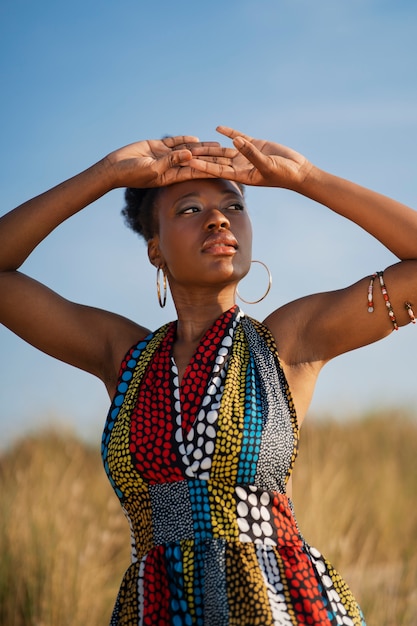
0, 429, 129, 626
293, 410, 417, 625
0, 411, 416, 625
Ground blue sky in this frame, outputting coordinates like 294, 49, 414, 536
1, 0, 417, 448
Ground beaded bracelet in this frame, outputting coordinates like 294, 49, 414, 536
377, 271, 399, 330
405, 302, 416, 324
367, 274, 376, 312
367, 271, 398, 330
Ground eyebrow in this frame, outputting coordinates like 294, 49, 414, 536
176, 192, 202, 200
176, 190, 243, 201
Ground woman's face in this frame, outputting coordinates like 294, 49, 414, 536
148, 178, 252, 295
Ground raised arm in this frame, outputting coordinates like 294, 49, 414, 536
0, 136, 215, 394
188, 126, 417, 419
189, 125, 417, 261
0, 135, 210, 271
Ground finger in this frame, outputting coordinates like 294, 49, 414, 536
163, 135, 200, 148
186, 158, 237, 179
187, 156, 234, 166
182, 167, 218, 180
173, 141, 221, 151
189, 146, 237, 158
157, 149, 193, 173
162, 166, 217, 185
216, 126, 254, 142
232, 136, 270, 170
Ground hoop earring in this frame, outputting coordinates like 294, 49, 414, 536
156, 267, 167, 308
236, 260, 272, 304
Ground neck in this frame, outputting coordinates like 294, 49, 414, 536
173, 293, 236, 344
164, 275, 239, 342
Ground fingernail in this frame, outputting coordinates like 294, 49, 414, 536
234, 137, 245, 149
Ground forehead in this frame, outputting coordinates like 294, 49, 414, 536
158, 178, 243, 205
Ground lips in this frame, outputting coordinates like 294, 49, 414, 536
201, 233, 238, 253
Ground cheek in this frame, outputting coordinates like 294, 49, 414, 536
157, 232, 191, 274
240, 225, 253, 271
241, 219, 253, 250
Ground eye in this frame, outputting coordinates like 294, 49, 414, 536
181, 205, 201, 214
226, 202, 244, 211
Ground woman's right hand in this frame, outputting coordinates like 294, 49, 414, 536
104, 135, 220, 189
187, 126, 313, 191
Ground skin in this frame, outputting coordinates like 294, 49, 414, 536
188, 127, 417, 420
1, 127, 417, 441
147, 178, 252, 379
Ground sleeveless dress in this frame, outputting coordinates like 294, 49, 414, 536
102, 306, 366, 626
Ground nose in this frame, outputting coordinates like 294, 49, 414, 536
205, 208, 230, 231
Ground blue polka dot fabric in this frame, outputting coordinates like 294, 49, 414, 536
102, 307, 366, 625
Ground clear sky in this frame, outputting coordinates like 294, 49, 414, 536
1, 0, 417, 448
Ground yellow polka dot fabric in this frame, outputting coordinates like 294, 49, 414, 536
102, 306, 366, 625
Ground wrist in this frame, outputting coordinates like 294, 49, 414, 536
291, 163, 327, 198
96, 154, 122, 191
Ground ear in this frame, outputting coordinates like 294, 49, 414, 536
147, 236, 164, 268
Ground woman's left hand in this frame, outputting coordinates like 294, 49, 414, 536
188, 126, 313, 190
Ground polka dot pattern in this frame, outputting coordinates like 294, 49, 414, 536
108, 562, 140, 626
255, 545, 294, 625
225, 542, 273, 624
173, 309, 236, 481
242, 317, 299, 493
188, 479, 212, 540
309, 548, 366, 625
102, 307, 367, 626
202, 539, 228, 625
142, 546, 170, 624
129, 323, 183, 484
236, 353, 263, 484
102, 326, 171, 499
149, 481, 194, 545
178, 309, 235, 436
235, 485, 298, 547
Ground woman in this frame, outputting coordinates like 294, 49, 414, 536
1, 126, 416, 625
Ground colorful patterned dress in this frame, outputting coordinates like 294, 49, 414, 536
102, 306, 366, 625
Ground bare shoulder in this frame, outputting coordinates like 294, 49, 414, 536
265, 263, 417, 366
91, 306, 151, 397
262, 261, 417, 423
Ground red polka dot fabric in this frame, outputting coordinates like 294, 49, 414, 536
102, 307, 366, 625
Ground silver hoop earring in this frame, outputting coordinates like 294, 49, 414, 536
236, 260, 272, 304
156, 267, 167, 308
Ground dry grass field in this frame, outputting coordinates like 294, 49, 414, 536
1, 411, 416, 625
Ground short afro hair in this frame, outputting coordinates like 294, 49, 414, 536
122, 187, 162, 242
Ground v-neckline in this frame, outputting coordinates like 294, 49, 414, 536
170, 306, 240, 437
168, 307, 241, 478
171, 306, 239, 385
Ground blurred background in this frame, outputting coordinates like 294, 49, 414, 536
1, 3, 417, 624
1, 0, 417, 447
